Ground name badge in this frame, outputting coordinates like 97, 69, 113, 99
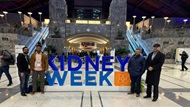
37, 61, 41, 67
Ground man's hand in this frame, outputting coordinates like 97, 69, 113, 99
0, 55, 3, 59
30, 71, 33, 75
148, 66, 153, 71
20, 72, 24, 77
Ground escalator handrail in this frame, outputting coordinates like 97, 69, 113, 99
126, 31, 138, 49
129, 43, 135, 55
28, 27, 48, 56
126, 31, 138, 50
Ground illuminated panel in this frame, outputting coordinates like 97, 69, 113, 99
106, 21, 111, 25
88, 20, 101, 24
76, 20, 88, 24
126, 21, 131, 30
44, 19, 50, 25
65, 19, 71, 23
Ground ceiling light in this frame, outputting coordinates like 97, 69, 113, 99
151, 16, 155, 19
27, 12, 32, 15
3, 11, 8, 14
38, 12, 42, 15
183, 19, 188, 22
164, 17, 168, 20
133, 15, 136, 18
18, 11, 22, 14
142, 16, 146, 19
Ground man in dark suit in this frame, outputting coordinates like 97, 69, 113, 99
144, 43, 165, 102
17, 47, 30, 96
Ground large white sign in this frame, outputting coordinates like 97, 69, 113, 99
15, 45, 25, 63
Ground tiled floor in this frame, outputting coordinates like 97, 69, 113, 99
0, 63, 190, 107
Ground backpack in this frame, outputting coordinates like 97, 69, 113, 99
3, 50, 15, 65
186, 53, 189, 59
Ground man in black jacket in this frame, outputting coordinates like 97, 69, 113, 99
128, 49, 146, 97
0, 50, 12, 86
144, 43, 165, 102
180, 51, 188, 71
17, 47, 30, 96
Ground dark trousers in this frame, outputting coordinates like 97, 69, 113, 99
146, 84, 159, 99
130, 75, 141, 94
32, 70, 45, 91
18, 71, 29, 94
181, 60, 188, 70
0, 66, 12, 84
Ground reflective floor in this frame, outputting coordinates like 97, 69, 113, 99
0, 63, 190, 107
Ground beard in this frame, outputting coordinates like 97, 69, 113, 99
24, 52, 28, 54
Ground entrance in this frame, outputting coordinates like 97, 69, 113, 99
65, 33, 110, 57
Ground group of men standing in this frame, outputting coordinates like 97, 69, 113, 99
0, 43, 166, 102
128, 43, 165, 102
16, 44, 48, 96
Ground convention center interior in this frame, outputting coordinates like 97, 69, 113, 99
0, 0, 190, 107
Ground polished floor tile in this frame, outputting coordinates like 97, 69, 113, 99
0, 63, 190, 107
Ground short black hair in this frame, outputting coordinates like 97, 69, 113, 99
153, 43, 160, 47
136, 48, 141, 51
22, 46, 28, 51
36, 44, 42, 47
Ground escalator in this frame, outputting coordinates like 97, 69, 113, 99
126, 31, 139, 54
129, 43, 135, 55
126, 30, 150, 56
24, 27, 49, 56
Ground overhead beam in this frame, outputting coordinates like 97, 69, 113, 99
134, 0, 144, 11
8, 1, 19, 8
127, 2, 147, 16
152, 6, 165, 14
152, 0, 188, 17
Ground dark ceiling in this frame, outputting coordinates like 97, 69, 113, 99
0, 0, 190, 23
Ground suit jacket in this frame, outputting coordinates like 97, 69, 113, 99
145, 51, 165, 85
17, 53, 30, 72
30, 52, 49, 72
128, 55, 146, 76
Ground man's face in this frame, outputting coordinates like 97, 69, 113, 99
36, 46, 41, 52
23, 48, 29, 54
135, 50, 141, 56
154, 47, 160, 52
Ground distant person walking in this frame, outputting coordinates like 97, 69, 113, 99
30, 44, 48, 95
144, 44, 165, 102
128, 49, 146, 97
180, 51, 188, 71
0, 50, 13, 86
17, 47, 30, 96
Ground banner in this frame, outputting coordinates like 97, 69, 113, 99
46, 56, 131, 87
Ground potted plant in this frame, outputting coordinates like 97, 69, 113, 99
116, 31, 125, 40
116, 47, 130, 58
51, 27, 61, 38
37, 77, 49, 92
44, 45, 57, 54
